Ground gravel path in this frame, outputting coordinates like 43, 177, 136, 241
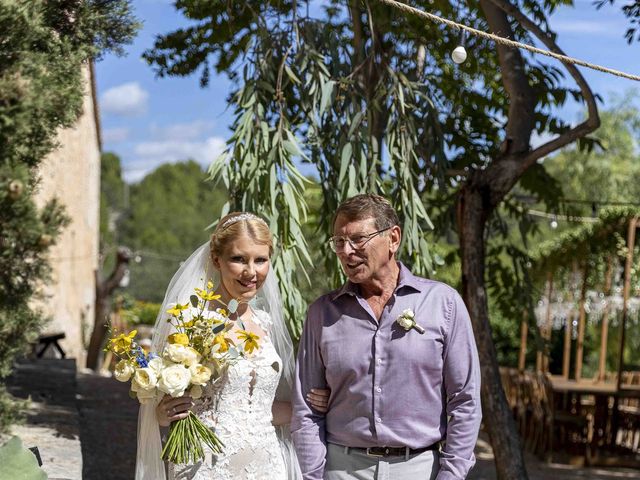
77, 372, 138, 479
10, 360, 638, 479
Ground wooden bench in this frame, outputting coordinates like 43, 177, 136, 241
35, 332, 66, 359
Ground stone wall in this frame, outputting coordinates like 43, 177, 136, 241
33, 63, 101, 365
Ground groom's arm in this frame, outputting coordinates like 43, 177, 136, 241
437, 291, 482, 480
291, 303, 327, 480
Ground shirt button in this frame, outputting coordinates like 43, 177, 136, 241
377, 359, 382, 365
376, 386, 382, 393
376, 417, 382, 423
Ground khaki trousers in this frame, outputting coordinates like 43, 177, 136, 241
324, 442, 440, 480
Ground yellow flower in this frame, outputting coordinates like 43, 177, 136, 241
217, 308, 227, 316
195, 288, 221, 302
237, 330, 260, 354
168, 333, 189, 346
166, 303, 189, 316
207, 281, 214, 290
213, 334, 230, 353
109, 330, 137, 355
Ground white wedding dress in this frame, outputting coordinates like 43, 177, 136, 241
168, 311, 287, 480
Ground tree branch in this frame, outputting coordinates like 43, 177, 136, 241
488, 0, 600, 171
479, 0, 537, 155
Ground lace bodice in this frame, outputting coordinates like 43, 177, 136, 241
168, 311, 287, 480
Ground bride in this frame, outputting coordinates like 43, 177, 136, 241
135, 212, 328, 479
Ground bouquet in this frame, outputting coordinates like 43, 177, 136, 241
104, 280, 261, 464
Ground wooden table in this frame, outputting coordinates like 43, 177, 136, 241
549, 376, 640, 458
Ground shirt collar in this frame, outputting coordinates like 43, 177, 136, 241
330, 261, 423, 301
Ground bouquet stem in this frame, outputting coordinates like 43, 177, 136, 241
161, 411, 224, 464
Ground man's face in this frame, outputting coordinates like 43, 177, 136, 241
332, 215, 398, 285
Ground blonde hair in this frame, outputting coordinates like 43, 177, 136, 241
210, 212, 273, 258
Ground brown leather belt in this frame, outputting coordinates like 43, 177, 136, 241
348, 443, 439, 457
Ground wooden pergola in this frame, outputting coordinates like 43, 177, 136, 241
520, 207, 640, 386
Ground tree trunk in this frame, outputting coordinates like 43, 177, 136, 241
86, 247, 131, 370
458, 186, 529, 479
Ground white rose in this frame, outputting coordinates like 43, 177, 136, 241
133, 367, 159, 390
114, 360, 134, 382
397, 315, 415, 330
131, 382, 157, 404
131, 371, 158, 405
183, 347, 201, 367
164, 344, 201, 366
148, 357, 164, 376
190, 364, 212, 386
189, 384, 203, 399
158, 363, 192, 397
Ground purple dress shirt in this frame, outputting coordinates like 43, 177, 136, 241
291, 263, 481, 480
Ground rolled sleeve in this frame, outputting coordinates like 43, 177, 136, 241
291, 303, 328, 480
437, 291, 482, 479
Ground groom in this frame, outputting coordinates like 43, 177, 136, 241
292, 194, 481, 479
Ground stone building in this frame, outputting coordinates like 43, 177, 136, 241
33, 63, 101, 365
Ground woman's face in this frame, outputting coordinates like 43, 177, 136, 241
212, 234, 271, 303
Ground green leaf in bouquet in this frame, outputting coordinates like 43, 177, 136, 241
212, 323, 225, 334
227, 299, 239, 313
190, 295, 199, 308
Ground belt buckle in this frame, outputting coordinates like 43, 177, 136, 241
365, 447, 390, 457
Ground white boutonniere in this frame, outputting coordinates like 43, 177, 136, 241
396, 309, 425, 334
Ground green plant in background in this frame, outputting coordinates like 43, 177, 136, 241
0, 0, 137, 433
121, 301, 161, 327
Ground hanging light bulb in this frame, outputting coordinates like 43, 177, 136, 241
550, 214, 559, 229
451, 30, 467, 64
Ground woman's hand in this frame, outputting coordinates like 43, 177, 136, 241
156, 394, 193, 427
307, 388, 330, 413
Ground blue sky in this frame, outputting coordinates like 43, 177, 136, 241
95, 0, 640, 183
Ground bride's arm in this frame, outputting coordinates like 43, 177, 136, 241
272, 388, 330, 425
272, 400, 293, 426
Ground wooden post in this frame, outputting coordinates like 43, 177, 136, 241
542, 273, 554, 373
575, 262, 590, 381
563, 263, 579, 378
562, 311, 573, 379
597, 257, 614, 382
612, 216, 638, 442
519, 310, 528, 373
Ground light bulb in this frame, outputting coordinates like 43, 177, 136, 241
451, 46, 467, 64
550, 220, 558, 229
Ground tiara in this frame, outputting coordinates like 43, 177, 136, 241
220, 213, 267, 230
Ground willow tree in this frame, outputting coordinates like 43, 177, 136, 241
146, 1, 601, 477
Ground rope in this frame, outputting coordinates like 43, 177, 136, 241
377, 0, 640, 82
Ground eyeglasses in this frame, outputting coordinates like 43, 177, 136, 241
328, 227, 392, 253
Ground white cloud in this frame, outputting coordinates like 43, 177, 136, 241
102, 127, 130, 143
123, 136, 227, 183
100, 82, 149, 116
149, 120, 215, 141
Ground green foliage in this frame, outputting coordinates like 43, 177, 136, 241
99, 152, 127, 273
122, 301, 161, 327
143, 0, 599, 349
0, 387, 27, 436
117, 161, 228, 302
0, 0, 137, 432
0, 435, 46, 480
